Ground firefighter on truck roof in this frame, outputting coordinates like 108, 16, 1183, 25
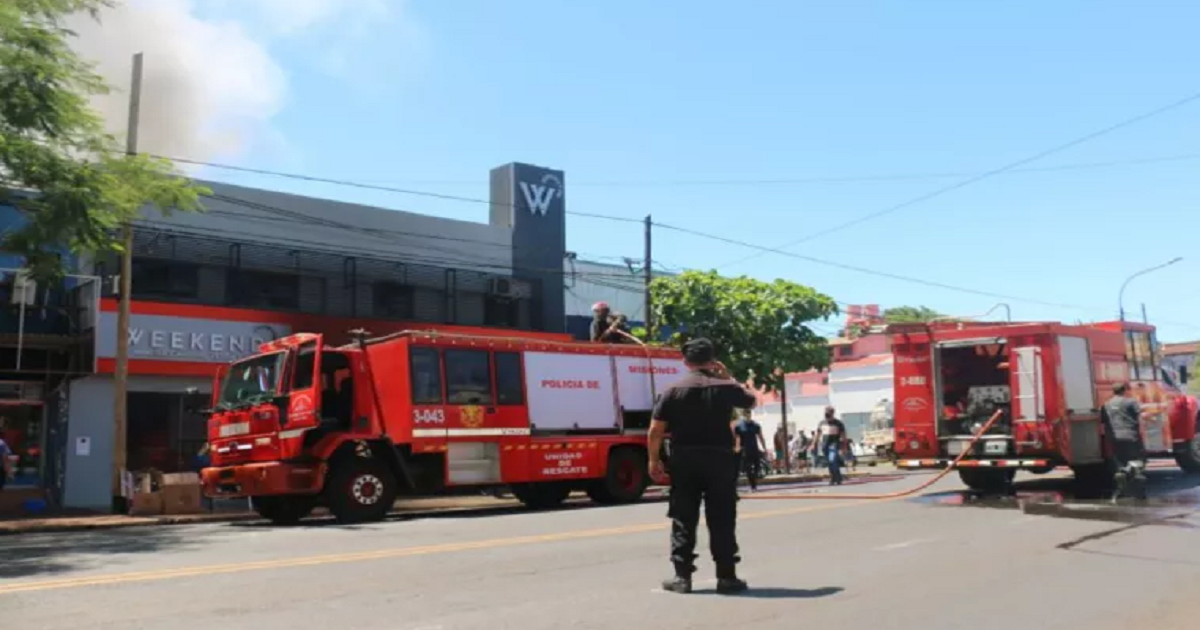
590, 301, 631, 343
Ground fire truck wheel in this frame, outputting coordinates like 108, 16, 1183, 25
510, 482, 572, 509
957, 468, 1016, 494
326, 458, 398, 524
252, 495, 317, 525
587, 448, 649, 505
1175, 435, 1200, 474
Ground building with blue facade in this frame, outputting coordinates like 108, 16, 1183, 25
0, 161, 662, 514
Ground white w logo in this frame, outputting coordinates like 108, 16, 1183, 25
518, 179, 560, 216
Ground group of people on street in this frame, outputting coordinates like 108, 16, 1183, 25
730, 406, 855, 490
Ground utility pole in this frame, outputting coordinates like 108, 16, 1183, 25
643, 215, 652, 333
113, 52, 143, 511
779, 373, 790, 474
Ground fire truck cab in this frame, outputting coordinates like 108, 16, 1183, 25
889, 320, 1200, 492
201, 330, 687, 524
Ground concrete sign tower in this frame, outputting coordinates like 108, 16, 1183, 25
489, 162, 567, 333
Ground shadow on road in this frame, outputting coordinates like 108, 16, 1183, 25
227, 497, 658, 531
698, 585, 844, 599
0, 527, 192, 580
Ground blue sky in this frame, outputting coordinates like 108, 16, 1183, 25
173, 0, 1199, 341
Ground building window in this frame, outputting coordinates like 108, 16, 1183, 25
445, 349, 493, 405
373, 281, 414, 318
484, 296, 519, 328
410, 347, 442, 405
132, 259, 199, 300
226, 269, 300, 310
838, 346, 853, 358
494, 351, 524, 405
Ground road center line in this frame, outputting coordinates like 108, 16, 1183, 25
0, 497, 902, 595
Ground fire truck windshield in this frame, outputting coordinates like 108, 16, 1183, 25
218, 352, 286, 409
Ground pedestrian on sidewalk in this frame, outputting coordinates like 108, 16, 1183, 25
734, 411, 766, 491
791, 431, 810, 472
816, 407, 848, 486
0, 434, 11, 492
772, 424, 788, 474
648, 338, 756, 595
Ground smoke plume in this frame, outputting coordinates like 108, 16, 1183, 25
65, 0, 287, 162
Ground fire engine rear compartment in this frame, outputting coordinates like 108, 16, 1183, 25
935, 339, 1014, 458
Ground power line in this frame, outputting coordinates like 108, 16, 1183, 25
161, 154, 643, 225
718, 89, 1200, 270
653, 220, 1200, 331
659, 221, 1106, 311
335, 153, 1200, 188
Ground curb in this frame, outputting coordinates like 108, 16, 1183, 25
0, 471, 886, 536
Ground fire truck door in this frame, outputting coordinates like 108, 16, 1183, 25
1058, 336, 1103, 464
1012, 346, 1045, 422
488, 351, 529, 434
283, 337, 322, 431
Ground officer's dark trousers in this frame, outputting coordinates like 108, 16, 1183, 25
668, 446, 740, 578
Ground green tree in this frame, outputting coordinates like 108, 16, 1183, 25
636, 270, 838, 393
882, 305, 945, 324
0, 0, 206, 280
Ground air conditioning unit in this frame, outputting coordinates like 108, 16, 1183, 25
487, 277, 518, 298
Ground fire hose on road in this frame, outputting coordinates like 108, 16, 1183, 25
737, 410, 1003, 500
612, 327, 1005, 501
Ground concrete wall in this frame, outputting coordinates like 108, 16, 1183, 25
62, 375, 212, 510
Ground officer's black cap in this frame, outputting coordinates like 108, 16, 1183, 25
682, 338, 716, 365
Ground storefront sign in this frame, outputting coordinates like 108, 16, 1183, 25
95, 313, 291, 363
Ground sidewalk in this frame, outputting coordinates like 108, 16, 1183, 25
0, 468, 879, 536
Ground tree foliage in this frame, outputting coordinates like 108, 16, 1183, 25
882, 305, 945, 324
636, 270, 839, 393
0, 0, 206, 280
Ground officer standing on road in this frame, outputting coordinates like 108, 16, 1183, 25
648, 338, 757, 594
1101, 382, 1149, 501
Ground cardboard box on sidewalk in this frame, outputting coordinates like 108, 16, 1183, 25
160, 472, 203, 515
128, 469, 165, 516
129, 492, 164, 516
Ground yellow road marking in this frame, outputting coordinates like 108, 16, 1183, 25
0, 496, 898, 596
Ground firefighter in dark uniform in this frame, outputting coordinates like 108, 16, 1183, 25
648, 338, 757, 594
589, 301, 630, 343
1100, 382, 1149, 501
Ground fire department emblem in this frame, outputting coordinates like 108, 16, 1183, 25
460, 405, 484, 428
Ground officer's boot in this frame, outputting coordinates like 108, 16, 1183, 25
661, 563, 693, 594
715, 565, 748, 595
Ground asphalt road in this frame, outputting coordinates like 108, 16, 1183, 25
3, 467, 1200, 630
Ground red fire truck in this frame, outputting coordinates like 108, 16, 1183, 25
200, 330, 687, 524
888, 319, 1200, 492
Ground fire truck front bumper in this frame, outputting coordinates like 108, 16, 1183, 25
897, 458, 1053, 470
201, 462, 325, 498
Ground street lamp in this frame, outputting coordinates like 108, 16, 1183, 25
1119, 257, 1183, 321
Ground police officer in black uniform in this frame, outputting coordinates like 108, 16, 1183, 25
648, 338, 757, 594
